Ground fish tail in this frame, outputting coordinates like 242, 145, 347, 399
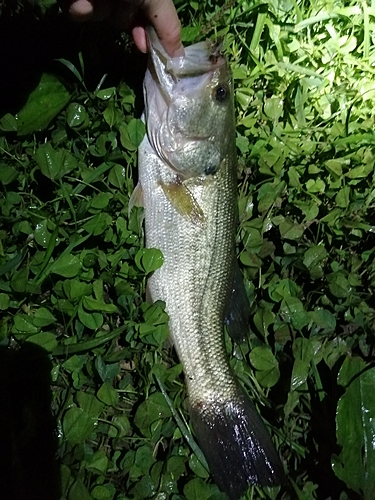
190, 389, 285, 500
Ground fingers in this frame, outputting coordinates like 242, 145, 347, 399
66, 0, 183, 57
67, 0, 113, 22
141, 0, 184, 56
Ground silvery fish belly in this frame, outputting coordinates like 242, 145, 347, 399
137, 28, 285, 500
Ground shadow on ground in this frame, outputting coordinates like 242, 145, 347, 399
0, 342, 60, 500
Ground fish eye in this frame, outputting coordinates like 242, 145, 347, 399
215, 85, 228, 102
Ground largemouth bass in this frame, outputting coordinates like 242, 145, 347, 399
137, 28, 285, 499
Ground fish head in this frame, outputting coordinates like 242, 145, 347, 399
144, 29, 235, 179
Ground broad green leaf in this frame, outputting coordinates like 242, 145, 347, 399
78, 306, 103, 330
264, 96, 283, 120
13, 314, 39, 334
135, 248, 164, 274
134, 392, 171, 432
32, 307, 56, 327
250, 346, 280, 387
332, 356, 375, 498
86, 450, 109, 474
310, 308, 336, 331
16, 73, 70, 135
280, 296, 310, 330
135, 445, 156, 475
66, 102, 88, 129
0, 113, 17, 132
335, 186, 350, 208
108, 415, 131, 438
0, 165, 18, 184
253, 308, 275, 337
0, 293, 10, 310
34, 143, 78, 180
63, 407, 96, 445
68, 478, 93, 500
327, 273, 351, 298
127, 118, 145, 148
303, 245, 327, 270
279, 219, 304, 240
26, 332, 58, 351
83, 213, 112, 236
91, 484, 113, 500
183, 478, 213, 500
76, 391, 104, 417
108, 164, 126, 188
96, 87, 116, 100
97, 382, 119, 406
51, 254, 81, 277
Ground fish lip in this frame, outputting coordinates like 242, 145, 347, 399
146, 27, 226, 83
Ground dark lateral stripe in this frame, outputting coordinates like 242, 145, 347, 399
190, 392, 285, 500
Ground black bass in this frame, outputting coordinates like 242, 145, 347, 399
137, 28, 285, 499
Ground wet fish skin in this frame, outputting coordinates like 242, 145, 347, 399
138, 29, 285, 499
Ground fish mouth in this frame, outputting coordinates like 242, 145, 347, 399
147, 27, 226, 80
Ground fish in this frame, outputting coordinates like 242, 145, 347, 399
136, 28, 285, 500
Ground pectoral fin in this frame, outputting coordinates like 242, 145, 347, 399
128, 182, 144, 218
160, 181, 205, 226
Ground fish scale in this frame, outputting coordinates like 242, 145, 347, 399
137, 28, 285, 500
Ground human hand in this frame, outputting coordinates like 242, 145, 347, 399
67, 0, 183, 57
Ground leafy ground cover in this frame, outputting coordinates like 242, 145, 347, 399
1, 0, 375, 499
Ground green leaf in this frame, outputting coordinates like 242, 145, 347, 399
264, 96, 283, 120
134, 392, 172, 432
83, 213, 112, 236
0, 113, 17, 132
63, 407, 96, 445
86, 450, 109, 474
279, 219, 304, 240
13, 314, 39, 334
135, 248, 164, 274
0, 293, 10, 310
126, 118, 145, 148
51, 254, 81, 277
249, 346, 280, 388
303, 245, 327, 270
91, 484, 113, 500
78, 305, 103, 330
184, 478, 213, 500
68, 478, 93, 500
327, 273, 351, 298
310, 308, 336, 331
32, 307, 56, 327
253, 308, 275, 337
83, 296, 117, 313
280, 296, 310, 330
332, 356, 375, 498
34, 143, 77, 180
66, 102, 88, 129
108, 164, 126, 188
0, 165, 18, 185
97, 382, 119, 406
26, 331, 58, 351
134, 445, 156, 475
16, 73, 70, 135
335, 186, 350, 208
77, 391, 104, 417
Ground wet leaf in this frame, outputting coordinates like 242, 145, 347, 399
63, 407, 96, 445
332, 356, 375, 498
16, 73, 70, 135
51, 254, 81, 277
